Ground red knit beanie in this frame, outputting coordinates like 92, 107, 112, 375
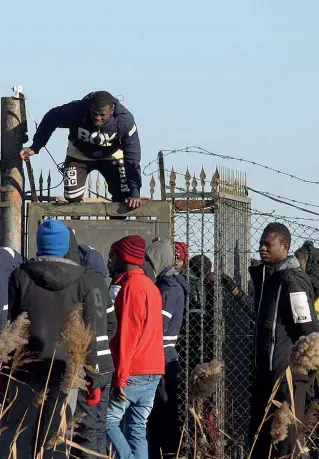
113, 235, 146, 266
174, 242, 188, 264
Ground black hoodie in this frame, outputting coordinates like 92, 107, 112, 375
8, 256, 97, 383
249, 256, 319, 379
66, 229, 116, 376
30, 94, 141, 198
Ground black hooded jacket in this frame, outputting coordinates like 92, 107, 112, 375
30, 93, 141, 198
249, 256, 319, 379
8, 257, 97, 383
66, 230, 117, 375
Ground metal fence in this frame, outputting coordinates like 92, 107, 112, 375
156, 163, 319, 458
21, 158, 319, 458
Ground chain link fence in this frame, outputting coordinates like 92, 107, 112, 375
172, 191, 319, 458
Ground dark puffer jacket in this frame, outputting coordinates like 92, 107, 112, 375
157, 268, 188, 362
8, 257, 98, 383
146, 240, 189, 363
78, 244, 117, 374
65, 230, 117, 376
249, 256, 319, 379
0, 247, 23, 329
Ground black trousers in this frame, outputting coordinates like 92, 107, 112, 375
249, 376, 308, 459
64, 156, 130, 203
71, 373, 112, 459
0, 381, 71, 459
148, 361, 181, 459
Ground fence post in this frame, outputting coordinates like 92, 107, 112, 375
158, 150, 167, 201
0, 90, 27, 251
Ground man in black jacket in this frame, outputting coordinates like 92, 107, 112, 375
20, 91, 141, 208
249, 223, 319, 459
146, 240, 189, 458
0, 247, 23, 329
0, 220, 98, 459
70, 244, 117, 459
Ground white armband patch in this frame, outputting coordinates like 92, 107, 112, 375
128, 124, 137, 137
290, 292, 312, 323
109, 285, 121, 303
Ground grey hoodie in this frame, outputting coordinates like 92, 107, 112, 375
146, 240, 174, 277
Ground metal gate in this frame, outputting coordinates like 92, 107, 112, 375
162, 165, 253, 458
26, 200, 171, 259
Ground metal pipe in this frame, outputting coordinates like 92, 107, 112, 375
157, 151, 167, 201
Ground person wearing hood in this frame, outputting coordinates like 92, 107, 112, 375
295, 240, 319, 305
0, 247, 23, 407
248, 223, 319, 459
0, 220, 98, 459
20, 91, 141, 209
68, 243, 117, 459
146, 240, 188, 459
174, 241, 188, 274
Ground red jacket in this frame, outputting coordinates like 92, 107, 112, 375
110, 269, 165, 388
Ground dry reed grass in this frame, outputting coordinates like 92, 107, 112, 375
302, 400, 319, 434
58, 305, 93, 392
0, 312, 30, 365
290, 332, 319, 375
189, 359, 221, 403
0, 308, 115, 459
271, 401, 294, 445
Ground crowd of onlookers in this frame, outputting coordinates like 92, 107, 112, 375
0, 221, 191, 459
1, 220, 319, 459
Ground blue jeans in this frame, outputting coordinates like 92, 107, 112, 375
106, 375, 161, 459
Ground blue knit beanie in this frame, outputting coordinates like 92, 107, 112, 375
37, 220, 70, 257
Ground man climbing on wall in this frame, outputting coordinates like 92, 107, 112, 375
19, 91, 142, 209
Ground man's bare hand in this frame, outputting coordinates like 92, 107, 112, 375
20, 148, 35, 161
124, 198, 141, 209
113, 387, 127, 402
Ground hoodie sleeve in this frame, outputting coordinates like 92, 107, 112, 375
285, 274, 319, 340
160, 284, 185, 334
7, 269, 21, 323
113, 283, 145, 388
118, 115, 142, 198
82, 275, 98, 372
221, 274, 255, 320
106, 288, 117, 342
31, 100, 85, 153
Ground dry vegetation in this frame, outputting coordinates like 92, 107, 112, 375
0, 307, 115, 459
1, 317, 319, 458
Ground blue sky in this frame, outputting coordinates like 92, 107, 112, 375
1, 0, 319, 223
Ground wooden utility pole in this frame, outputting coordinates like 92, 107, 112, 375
0, 87, 27, 252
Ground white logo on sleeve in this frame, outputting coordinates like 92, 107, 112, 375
290, 291, 312, 323
128, 124, 137, 137
109, 285, 121, 304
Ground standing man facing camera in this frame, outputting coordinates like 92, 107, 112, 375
20, 91, 141, 208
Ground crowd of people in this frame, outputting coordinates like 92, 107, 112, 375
0, 222, 190, 459
0, 220, 319, 459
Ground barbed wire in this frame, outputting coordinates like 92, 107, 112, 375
221, 199, 319, 232
144, 160, 319, 219
144, 146, 319, 185
247, 187, 319, 217
246, 188, 319, 209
